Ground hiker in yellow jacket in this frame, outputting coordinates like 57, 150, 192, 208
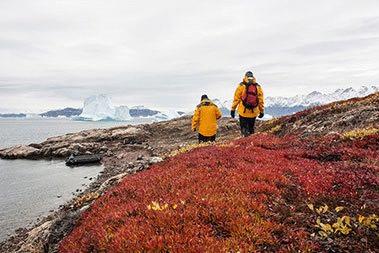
192, 95, 222, 143
231, 71, 264, 137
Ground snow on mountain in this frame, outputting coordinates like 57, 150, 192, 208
213, 98, 229, 108
40, 108, 82, 118
211, 98, 231, 116
161, 109, 181, 120
78, 94, 131, 121
136, 110, 182, 122
266, 85, 378, 107
131, 105, 148, 110
129, 106, 160, 118
211, 85, 378, 118
32, 86, 378, 121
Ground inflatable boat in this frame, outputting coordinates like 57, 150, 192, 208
65, 154, 102, 166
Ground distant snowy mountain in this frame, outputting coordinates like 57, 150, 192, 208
265, 85, 378, 107
0, 113, 26, 118
202, 98, 273, 120
214, 85, 378, 117
129, 106, 160, 117
3, 86, 376, 120
0, 113, 41, 119
161, 109, 181, 119
213, 99, 231, 117
265, 85, 378, 116
129, 106, 185, 119
40, 108, 82, 118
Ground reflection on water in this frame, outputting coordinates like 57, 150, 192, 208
0, 159, 103, 241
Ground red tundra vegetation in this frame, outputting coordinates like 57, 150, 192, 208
60, 129, 378, 252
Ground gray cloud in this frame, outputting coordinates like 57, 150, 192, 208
0, 0, 379, 112
289, 37, 379, 56
334, 16, 379, 36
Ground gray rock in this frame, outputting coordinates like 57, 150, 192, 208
53, 147, 70, 157
148, 156, 163, 164
29, 143, 42, 149
105, 150, 114, 156
0, 145, 40, 159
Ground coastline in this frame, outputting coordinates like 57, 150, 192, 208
0, 116, 241, 252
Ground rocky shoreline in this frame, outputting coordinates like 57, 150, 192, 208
0, 116, 242, 253
1, 93, 378, 252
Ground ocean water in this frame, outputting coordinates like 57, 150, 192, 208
0, 117, 150, 149
0, 118, 148, 242
0, 159, 102, 241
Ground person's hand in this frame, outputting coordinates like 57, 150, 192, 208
230, 110, 235, 118
258, 112, 264, 118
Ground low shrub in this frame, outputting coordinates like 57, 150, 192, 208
60, 133, 378, 252
342, 127, 379, 140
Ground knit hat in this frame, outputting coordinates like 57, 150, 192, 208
245, 71, 254, 77
201, 94, 208, 100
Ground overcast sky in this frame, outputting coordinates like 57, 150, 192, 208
0, 0, 378, 113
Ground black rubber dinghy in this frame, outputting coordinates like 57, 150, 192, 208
65, 154, 102, 166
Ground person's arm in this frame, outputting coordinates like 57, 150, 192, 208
257, 85, 264, 113
191, 107, 200, 131
231, 85, 243, 111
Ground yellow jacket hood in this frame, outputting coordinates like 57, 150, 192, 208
242, 76, 257, 84
192, 99, 222, 137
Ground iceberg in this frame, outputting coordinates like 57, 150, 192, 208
77, 94, 131, 121
75, 94, 182, 122
114, 106, 132, 121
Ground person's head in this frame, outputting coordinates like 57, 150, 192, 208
201, 94, 208, 101
244, 71, 255, 84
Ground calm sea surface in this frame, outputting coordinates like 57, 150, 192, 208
0, 117, 147, 149
0, 118, 147, 241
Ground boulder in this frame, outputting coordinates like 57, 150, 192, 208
0, 145, 40, 159
52, 148, 70, 157
28, 143, 42, 149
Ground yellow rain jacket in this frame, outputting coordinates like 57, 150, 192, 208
231, 76, 264, 118
192, 98, 222, 137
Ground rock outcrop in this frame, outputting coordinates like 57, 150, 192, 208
0, 117, 241, 160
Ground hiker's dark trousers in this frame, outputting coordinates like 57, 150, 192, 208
239, 116, 256, 137
198, 133, 216, 143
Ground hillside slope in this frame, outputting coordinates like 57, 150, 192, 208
260, 92, 379, 137
60, 94, 379, 252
